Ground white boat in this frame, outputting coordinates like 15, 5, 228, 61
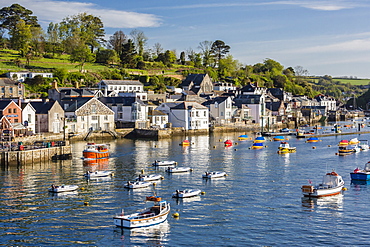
113, 196, 170, 228
152, 160, 177, 166
136, 174, 163, 181
301, 171, 344, 198
165, 167, 192, 173
202, 171, 227, 179
84, 170, 113, 178
349, 138, 360, 145
359, 140, 369, 151
124, 181, 152, 189
48, 184, 79, 193
172, 189, 201, 198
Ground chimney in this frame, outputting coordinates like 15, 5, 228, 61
75, 80, 79, 89
52, 80, 58, 90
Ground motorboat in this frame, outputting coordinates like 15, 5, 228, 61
359, 140, 369, 151
350, 162, 370, 180
136, 174, 164, 181
273, 136, 285, 141
48, 184, 79, 193
238, 134, 249, 140
224, 140, 233, 147
254, 136, 265, 143
280, 128, 290, 132
113, 196, 170, 228
251, 143, 264, 149
338, 145, 360, 155
165, 167, 192, 173
338, 140, 349, 146
349, 138, 360, 145
278, 142, 296, 153
124, 181, 152, 189
202, 171, 227, 179
172, 189, 201, 198
306, 137, 319, 143
301, 171, 344, 197
180, 140, 190, 146
152, 160, 177, 166
84, 170, 113, 178
83, 143, 109, 159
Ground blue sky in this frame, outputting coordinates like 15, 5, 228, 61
2, 0, 370, 78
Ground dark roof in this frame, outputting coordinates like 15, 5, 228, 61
0, 78, 19, 86
179, 74, 207, 87
30, 101, 56, 114
63, 98, 91, 112
59, 88, 94, 98
171, 101, 208, 110
98, 97, 144, 106
234, 94, 262, 106
266, 101, 283, 111
203, 97, 228, 106
240, 84, 257, 93
0, 100, 13, 110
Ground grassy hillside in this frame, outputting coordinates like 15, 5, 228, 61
333, 78, 370, 86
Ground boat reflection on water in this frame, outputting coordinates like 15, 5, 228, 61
114, 220, 169, 246
173, 195, 202, 205
301, 194, 343, 211
351, 179, 370, 185
83, 158, 109, 171
50, 191, 78, 199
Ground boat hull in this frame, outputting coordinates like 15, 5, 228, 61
49, 185, 79, 193
83, 151, 109, 159
302, 186, 343, 197
113, 205, 170, 228
350, 172, 370, 181
172, 189, 201, 198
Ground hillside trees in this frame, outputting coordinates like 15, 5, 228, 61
9, 20, 32, 57
0, 4, 39, 34
108, 30, 127, 57
120, 39, 136, 68
210, 40, 230, 67
130, 29, 147, 57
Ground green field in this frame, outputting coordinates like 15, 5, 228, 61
333, 78, 370, 85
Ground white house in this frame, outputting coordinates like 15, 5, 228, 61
169, 102, 209, 130
7, 71, 53, 82
149, 110, 168, 128
64, 98, 114, 133
98, 80, 147, 100
98, 97, 148, 128
21, 102, 36, 134
203, 96, 234, 122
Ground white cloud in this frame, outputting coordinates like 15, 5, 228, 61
1, 0, 161, 28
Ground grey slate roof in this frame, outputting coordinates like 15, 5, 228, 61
98, 97, 145, 106
0, 78, 19, 86
202, 97, 228, 107
171, 101, 208, 110
179, 74, 207, 87
30, 101, 56, 114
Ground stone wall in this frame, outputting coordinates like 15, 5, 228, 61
0, 145, 72, 166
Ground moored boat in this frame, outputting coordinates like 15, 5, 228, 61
136, 174, 164, 181
48, 184, 79, 193
251, 142, 264, 149
113, 196, 170, 228
273, 136, 285, 141
84, 170, 113, 178
349, 138, 360, 145
238, 134, 249, 140
165, 167, 192, 173
254, 136, 265, 143
83, 143, 109, 159
152, 160, 177, 166
350, 162, 370, 181
359, 140, 369, 151
172, 189, 202, 198
202, 171, 227, 179
301, 171, 344, 197
224, 140, 233, 147
306, 137, 319, 143
278, 142, 296, 153
338, 140, 349, 146
124, 181, 152, 189
180, 140, 190, 146
338, 145, 360, 155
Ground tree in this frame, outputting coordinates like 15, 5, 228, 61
30, 26, 45, 57
9, 20, 32, 56
210, 40, 230, 66
120, 39, 136, 68
153, 42, 163, 57
180, 51, 186, 65
96, 48, 119, 65
198, 40, 213, 67
0, 4, 39, 34
69, 44, 95, 72
59, 13, 105, 53
108, 30, 127, 57
46, 22, 62, 56
130, 29, 147, 57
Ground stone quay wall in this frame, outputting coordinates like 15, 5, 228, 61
0, 145, 72, 166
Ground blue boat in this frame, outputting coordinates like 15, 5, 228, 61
254, 137, 266, 143
307, 137, 319, 143
251, 142, 264, 149
350, 162, 370, 181
238, 135, 249, 140
273, 136, 285, 141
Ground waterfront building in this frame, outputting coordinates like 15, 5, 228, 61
169, 101, 209, 130
48, 80, 94, 103
0, 100, 25, 138
148, 110, 168, 128
179, 74, 214, 96
30, 100, 64, 133
203, 96, 235, 123
315, 94, 337, 112
21, 102, 36, 134
98, 80, 146, 100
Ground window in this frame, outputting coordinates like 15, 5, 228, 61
1, 88, 4, 93
81, 116, 84, 121
28, 114, 31, 123
15, 119, 18, 123
204, 111, 207, 117
8, 109, 11, 113
9, 88, 13, 94
92, 116, 98, 120
196, 111, 199, 117
104, 115, 108, 120
118, 113, 123, 119
91, 104, 96, 113
64, 104, 69, 110
117, 105, 123, 111
13, 109, 16, 113
129, 87, 132, 91
119, 86, 122, 90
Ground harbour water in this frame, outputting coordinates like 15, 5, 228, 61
1, 128, 370, 246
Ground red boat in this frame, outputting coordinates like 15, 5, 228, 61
224, 140, 233, 147
83, 143, 109, 159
